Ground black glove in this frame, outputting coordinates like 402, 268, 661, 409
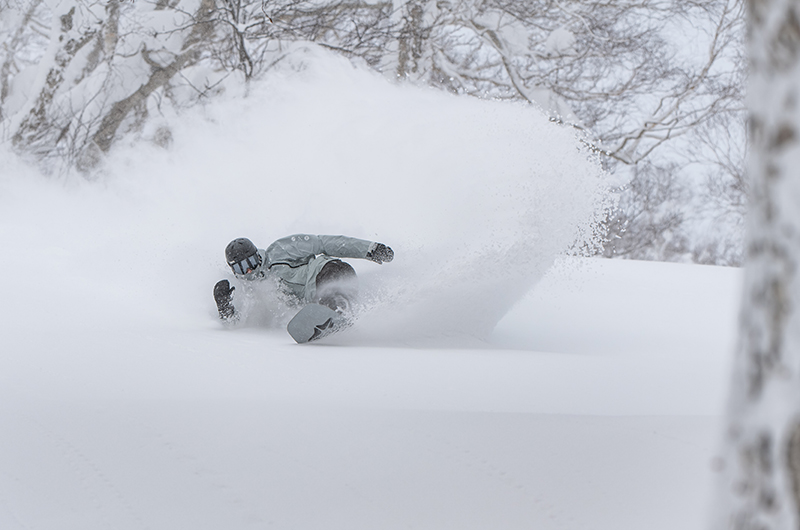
366, 243, 394, 264
213, 279, 236, 320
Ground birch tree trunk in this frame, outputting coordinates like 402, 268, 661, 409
716, 0, 800, 528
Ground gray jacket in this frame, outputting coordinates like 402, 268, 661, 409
236, 234, 375, 303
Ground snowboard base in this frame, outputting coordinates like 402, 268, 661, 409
287, 303, 348, 343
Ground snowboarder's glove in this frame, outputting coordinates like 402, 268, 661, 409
366, 242, 394, 264
214, 279, 236, 320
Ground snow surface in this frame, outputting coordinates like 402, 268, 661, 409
0, 48, 737, 529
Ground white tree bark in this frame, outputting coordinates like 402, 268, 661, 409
715, 0, 800, 529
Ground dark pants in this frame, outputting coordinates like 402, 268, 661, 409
316, 259, 358, 312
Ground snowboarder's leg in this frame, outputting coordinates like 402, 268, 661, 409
315, 260, 358, 314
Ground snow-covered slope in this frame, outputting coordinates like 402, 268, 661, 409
0, 48, 735, 530
0, 256, 738, 530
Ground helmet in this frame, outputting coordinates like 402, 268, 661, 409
225, 238, 262, 274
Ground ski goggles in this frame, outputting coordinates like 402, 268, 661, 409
230, 253, 262, 275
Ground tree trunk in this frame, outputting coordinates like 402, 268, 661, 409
715, 1, 800, 529
10, 3, 96, 149
91, 0, 216, 153
392, 0, 433, 80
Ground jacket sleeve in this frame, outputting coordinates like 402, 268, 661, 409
265, 234, 373, 267
316, 234, 374, 259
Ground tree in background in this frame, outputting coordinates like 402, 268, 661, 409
0, 0, 746, 264
714, 0, 800, 528
1, 0, 226, 171
307, 0, 748, 265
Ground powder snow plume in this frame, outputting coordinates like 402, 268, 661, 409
0, 46, 609, 343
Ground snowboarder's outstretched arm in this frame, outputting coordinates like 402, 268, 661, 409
266, 234, 394, 266
316, 235, 394, 263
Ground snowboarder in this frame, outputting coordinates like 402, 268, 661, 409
213, 234, 394, 323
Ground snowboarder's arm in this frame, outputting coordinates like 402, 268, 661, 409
317, 235, 394, 263
315, 235, 372, 259
267, 234, 393, 265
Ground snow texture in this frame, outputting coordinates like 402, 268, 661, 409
0, 48, 733, 530
545, 27, 576, 56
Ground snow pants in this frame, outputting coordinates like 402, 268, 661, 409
315, 259, 358, 312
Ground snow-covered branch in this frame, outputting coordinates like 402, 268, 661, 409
0, 0, 747, 264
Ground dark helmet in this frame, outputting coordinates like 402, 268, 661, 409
225, 238, 262, 274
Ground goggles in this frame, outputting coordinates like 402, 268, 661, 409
230, 253, 262, 275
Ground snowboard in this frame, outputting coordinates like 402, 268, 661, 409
287, 303, 349, 343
